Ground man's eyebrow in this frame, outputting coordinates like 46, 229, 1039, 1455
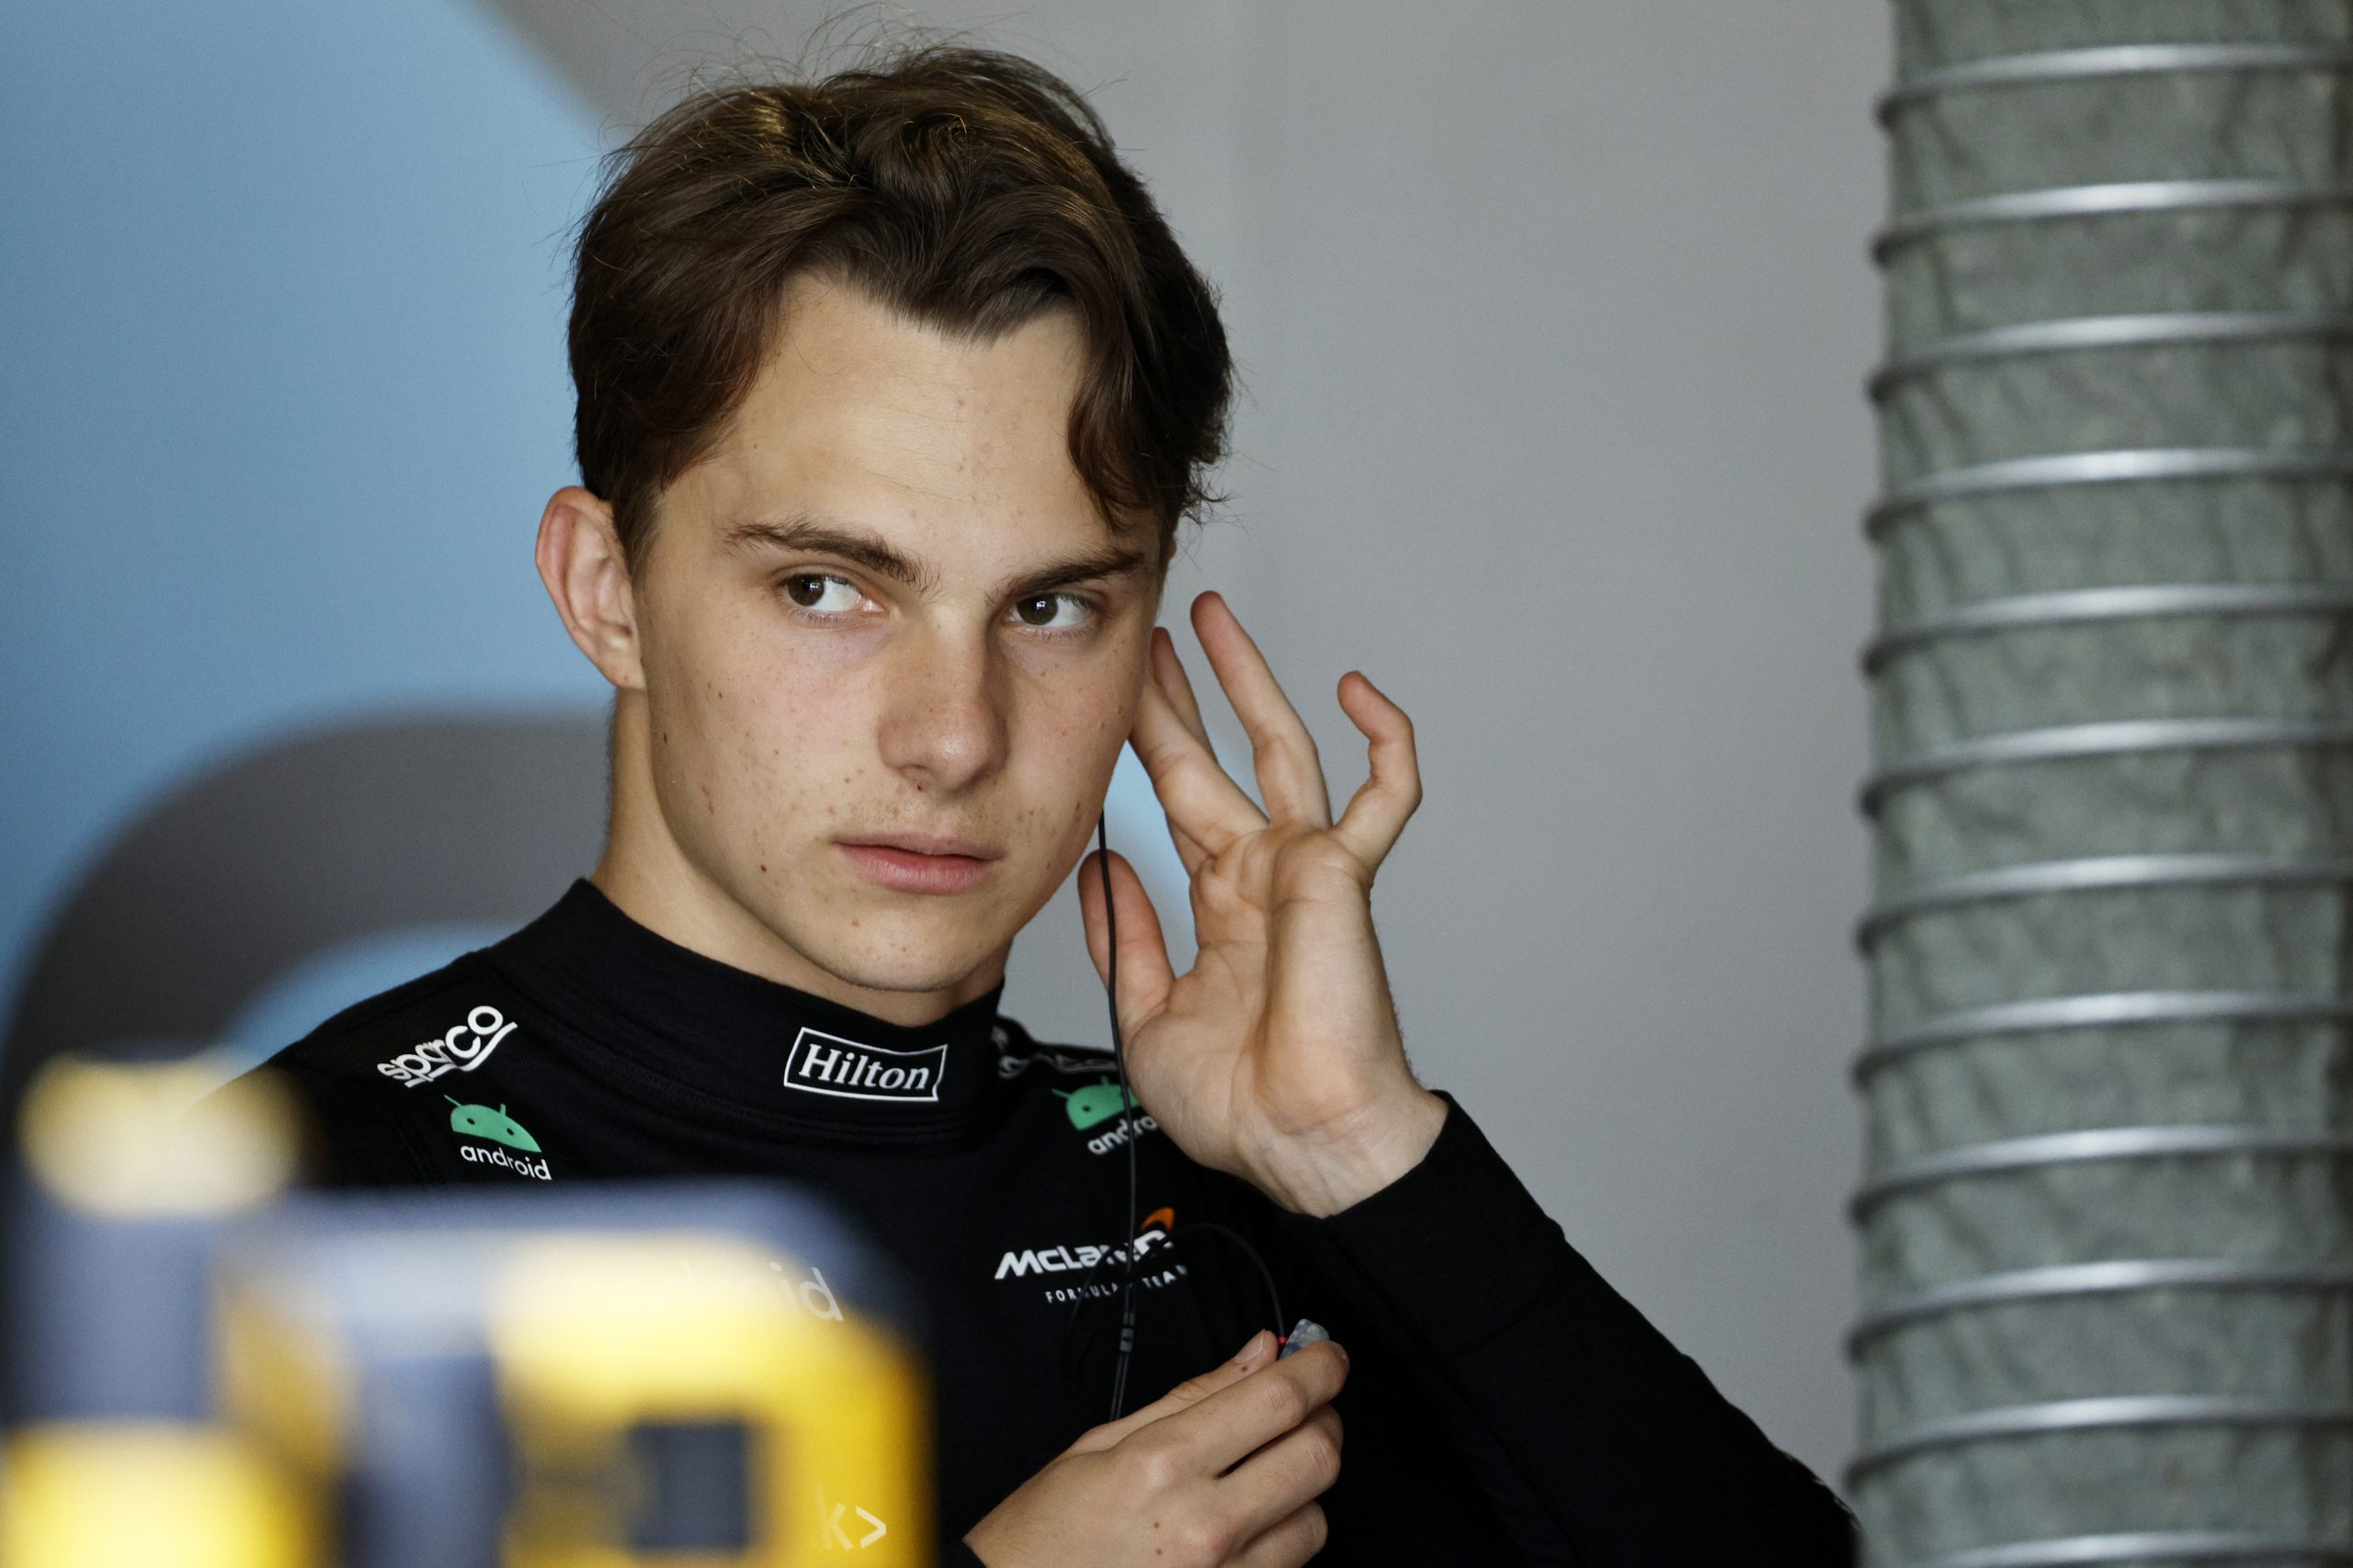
723, 513, 1154, 599
723, 515, 937, 594
1005, 540, 1155, 597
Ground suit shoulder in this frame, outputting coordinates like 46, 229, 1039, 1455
257, 950, 519, 1091
990, 1013, 1119, 1084
233, 953, 529, 1187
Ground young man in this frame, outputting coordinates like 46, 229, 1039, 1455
250, 46, 1855, 1565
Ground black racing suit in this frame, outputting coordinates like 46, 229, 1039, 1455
246, 880, 1857, 1565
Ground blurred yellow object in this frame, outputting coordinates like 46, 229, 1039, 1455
20, 1055, 298, 1216
494, 1233, 932, 1568
212, 1272, 352, 1492
0, 1421, 313, 1568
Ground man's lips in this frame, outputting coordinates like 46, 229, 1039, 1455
835, 835, 1003, 895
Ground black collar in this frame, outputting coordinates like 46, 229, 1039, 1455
483, 880, 1015, 1148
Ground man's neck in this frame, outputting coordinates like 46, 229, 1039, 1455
585, 845, 1008, 1028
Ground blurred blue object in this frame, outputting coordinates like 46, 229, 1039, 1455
0, 0, 609, 1043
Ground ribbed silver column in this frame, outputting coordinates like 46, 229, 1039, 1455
1852, 4, 2353, 1562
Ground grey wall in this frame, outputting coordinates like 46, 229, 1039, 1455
484, 0, 1889, 1482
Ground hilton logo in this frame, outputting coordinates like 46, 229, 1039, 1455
782, 1028, 949, 1104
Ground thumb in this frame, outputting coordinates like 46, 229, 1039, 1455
1075, 847, 1175, 1038
1065, 1330, 1278, 1455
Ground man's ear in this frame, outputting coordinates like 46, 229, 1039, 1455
536, 485, 644, 691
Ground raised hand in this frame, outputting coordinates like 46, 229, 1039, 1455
962, 1330, 1347, 1567
1076, 591, 1448, 1218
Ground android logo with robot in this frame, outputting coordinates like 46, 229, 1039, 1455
446, 1097, 540, 1152
1054, 1081, 1139, 1131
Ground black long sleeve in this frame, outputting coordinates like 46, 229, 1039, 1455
1269, 1093, 1857, 1565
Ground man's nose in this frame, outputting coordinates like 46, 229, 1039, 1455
875, 625, 1009, 793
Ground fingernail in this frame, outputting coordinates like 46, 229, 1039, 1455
1277, 1318, 1330, 1360
1231, 1329, 1272, 1366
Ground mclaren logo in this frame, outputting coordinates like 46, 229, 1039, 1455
782, 1027, 949, 1104
995, 1207, 1176, 1282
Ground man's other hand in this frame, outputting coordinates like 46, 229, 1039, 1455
1078, 592, 1447, 1218
962, 1329, 1347, 1566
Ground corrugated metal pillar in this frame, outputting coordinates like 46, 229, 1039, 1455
1851, 4, 2353, 1564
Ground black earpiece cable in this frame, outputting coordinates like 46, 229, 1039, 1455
1096, 812, 1142, 1418
1088, 812, 1285, 1419
1058, 1221, 1284, 1381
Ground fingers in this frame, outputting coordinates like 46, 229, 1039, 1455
1131, 671, 1267, 862
1330, 669, 1423, 870
1149, 629, 1221, 874
1060, 1339, 1346, 1568
1191, 592, 1334, 828
1067, 1330, 1278, 1455
1074, 847, 1176, 1037
1157, 1336, 1349, 1476
1136, 598, 1422, 887
1222, 1403, 1343, 1548
967, 1335, 1314, 1568
1152, 626, 1218, 759
1229, 1502, 1331, 1568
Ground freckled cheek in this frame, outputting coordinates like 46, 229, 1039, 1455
736, 659, 857, 770
1014, 678, 1137, 849
677, 629, 865, 835
1023, 672, 1127, 750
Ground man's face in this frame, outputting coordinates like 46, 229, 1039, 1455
620, 277, 1161, 1000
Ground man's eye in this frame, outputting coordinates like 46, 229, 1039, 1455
1011, 593, 1092, 631
783, 574, 863, 614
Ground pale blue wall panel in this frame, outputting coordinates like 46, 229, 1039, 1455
0, 0, 611, 1025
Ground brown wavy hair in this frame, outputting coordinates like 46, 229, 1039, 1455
567, 44, 1235, 562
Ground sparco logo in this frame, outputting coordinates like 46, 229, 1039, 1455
781, 1028, 949, 1104
379, 1006, 515, 1087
